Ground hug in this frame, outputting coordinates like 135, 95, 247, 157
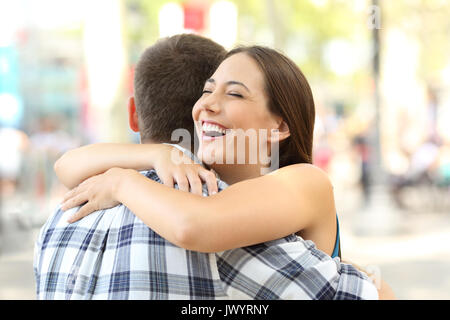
34, 33, 394, 300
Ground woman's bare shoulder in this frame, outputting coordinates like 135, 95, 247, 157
268, 163, 333, 190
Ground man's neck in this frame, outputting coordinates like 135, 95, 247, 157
141, 138, 160, 145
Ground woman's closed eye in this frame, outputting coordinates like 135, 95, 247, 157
227, 92, 243, 98
202, 89, 243, 98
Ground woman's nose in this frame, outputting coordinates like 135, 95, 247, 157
202, 95, 220, 113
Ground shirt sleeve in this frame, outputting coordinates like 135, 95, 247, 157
333, 261, 379, 300
33, 217, 48, 298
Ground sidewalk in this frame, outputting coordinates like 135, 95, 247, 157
338, 198, 450, 299
0, 216, 39, 300
0, 248, 36, 300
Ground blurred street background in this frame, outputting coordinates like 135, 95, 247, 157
1, 0, 449, 299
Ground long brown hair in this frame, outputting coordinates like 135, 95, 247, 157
225, 46, 315, 168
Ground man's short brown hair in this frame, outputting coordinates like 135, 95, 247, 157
133, 34, 226, 147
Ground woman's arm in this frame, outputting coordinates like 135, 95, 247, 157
54, 143, 157, 189
54, 143, 218, 195
65, 164, 336, 253
378, 279, 396, 300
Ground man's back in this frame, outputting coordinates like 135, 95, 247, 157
34, 170, 228, 299
35, 200, 378, 300
35, 148, 378, 300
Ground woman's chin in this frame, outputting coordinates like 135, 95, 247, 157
197, 145, 226, 166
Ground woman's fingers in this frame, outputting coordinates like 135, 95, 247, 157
159, 173, 174, 189
174, 172, 190, 193
186, 170, 203, 196
198, 169, 218, 196
156, 162, 218, 196
62, 187, 78, 203
67, 203, 96, 223
61, 192, 89, 211
62, 177, 94, 203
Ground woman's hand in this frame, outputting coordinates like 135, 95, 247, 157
377, 279, 396, 300
62, 167, 132, 223
152, 144, 218, 196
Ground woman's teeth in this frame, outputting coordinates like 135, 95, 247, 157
202, 123, 227, 137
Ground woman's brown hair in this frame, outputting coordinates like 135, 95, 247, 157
225, 46, 315, 168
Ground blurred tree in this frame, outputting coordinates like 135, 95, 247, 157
384, 0, 450, 82
232, 0, 374, 115
123, 0, 367, 78
124, 0, 180, 63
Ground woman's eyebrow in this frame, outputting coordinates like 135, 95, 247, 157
205, 78, 250, 93
206, 78, 250, 92
226, 81, 250, 93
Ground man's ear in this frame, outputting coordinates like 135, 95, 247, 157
127, 96, 139, 132
269, 119, 290, 143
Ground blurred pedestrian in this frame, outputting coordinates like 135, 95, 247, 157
353, 134, 371, 205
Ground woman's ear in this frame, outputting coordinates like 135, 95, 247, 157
269, 119, 290, 143
128, 96, 139, 132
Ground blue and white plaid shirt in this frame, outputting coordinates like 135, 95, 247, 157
34, 145, 378, 300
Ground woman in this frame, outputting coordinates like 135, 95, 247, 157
56, 46, 339, 257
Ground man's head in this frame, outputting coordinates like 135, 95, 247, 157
128, 34, 226, 150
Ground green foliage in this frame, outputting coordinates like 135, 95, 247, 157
383, 0, 450, 80
124, 0, 183, 63
122, 0, 450, 112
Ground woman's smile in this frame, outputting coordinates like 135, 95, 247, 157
200, 120, 231, 141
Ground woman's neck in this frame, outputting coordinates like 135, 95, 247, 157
211, 163, 266, 185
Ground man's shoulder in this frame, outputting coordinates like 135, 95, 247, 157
35, 170, 161, 239
216, 234, 378, 300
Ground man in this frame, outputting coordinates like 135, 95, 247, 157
34, 34, 380, 299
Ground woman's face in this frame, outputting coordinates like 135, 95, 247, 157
192, 52, 283, 166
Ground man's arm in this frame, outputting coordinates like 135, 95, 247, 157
343, 259, 396, 300
334, 262, 379, 300
216, 237, 379, 300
